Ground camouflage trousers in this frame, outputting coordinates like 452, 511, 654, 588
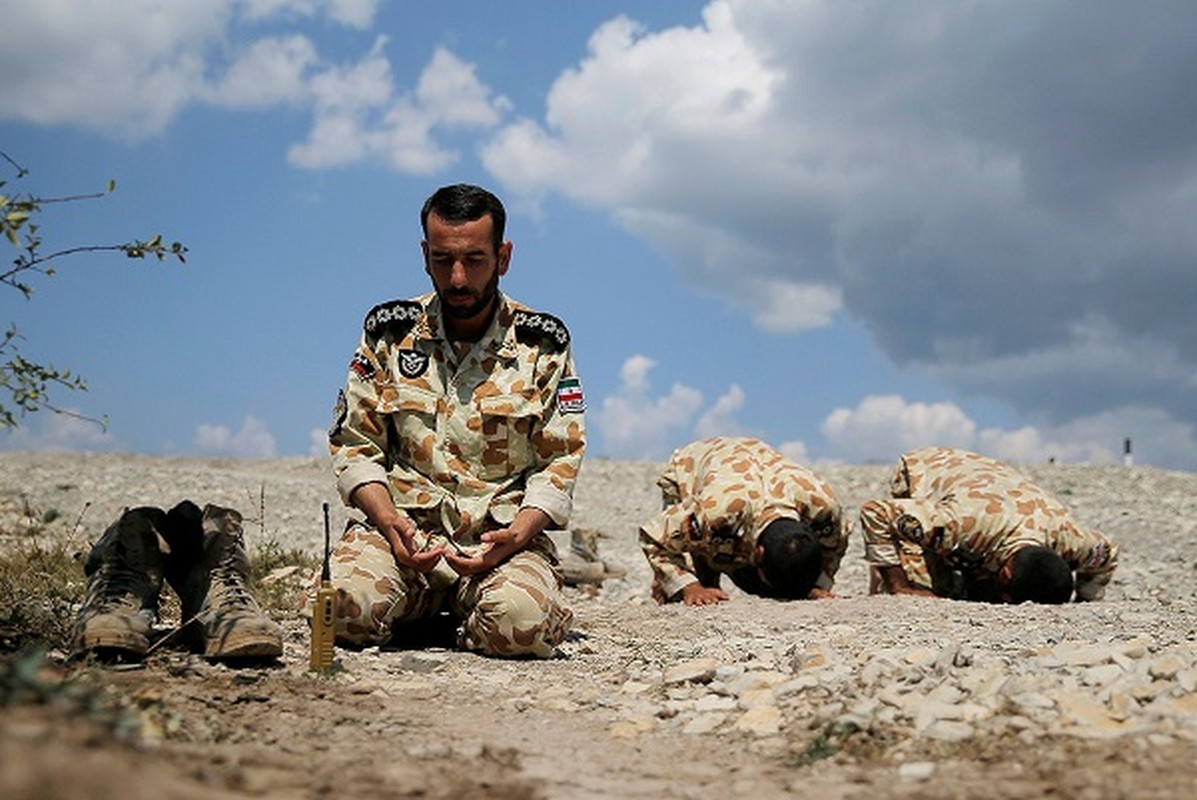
325, 522, 572, 658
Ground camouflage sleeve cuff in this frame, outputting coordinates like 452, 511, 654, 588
661, 573, 699, 601
521, 482, 574, 527
816, 572, 834, 591
336, 461, 390, 505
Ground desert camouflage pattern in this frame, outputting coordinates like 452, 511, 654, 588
327, 522, 572, 657
326, 290, 584, 656
330, 290, 586, 541
639, 437, 850, 602
861, 446, 1119, 600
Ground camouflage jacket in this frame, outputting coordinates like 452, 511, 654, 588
329, 291, 586, 544
639, 437, 850, 601
861, 447, 1119, 600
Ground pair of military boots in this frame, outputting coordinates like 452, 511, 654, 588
71, 500, 283, 661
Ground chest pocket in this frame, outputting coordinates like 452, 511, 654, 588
475, 392, 544, 480
386, 384, 440, 469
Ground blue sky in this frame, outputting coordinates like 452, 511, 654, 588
1, 0, 1195, 470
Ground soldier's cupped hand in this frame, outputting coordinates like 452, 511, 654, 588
384, 518, 445, 573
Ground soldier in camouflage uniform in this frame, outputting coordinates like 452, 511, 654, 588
325, 184, 585, 658
861, 446, 1119, 603
639, 437, 850, 605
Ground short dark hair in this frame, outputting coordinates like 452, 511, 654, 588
420, 183, 506, 253
1006, 546, 1073, 604
753, 518, 822, 600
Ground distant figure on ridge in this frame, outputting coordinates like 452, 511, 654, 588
323, 183, 585, 658
639, 437, 850, 605
861, 446, 1119, 603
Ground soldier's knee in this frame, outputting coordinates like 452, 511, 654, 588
464, 590, 570, 658
332, 586, 397, 646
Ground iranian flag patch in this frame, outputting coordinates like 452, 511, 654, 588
556, 377, 585, 414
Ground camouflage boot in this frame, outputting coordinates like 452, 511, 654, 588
162, 501, 283, 660
70, 507, 167, 660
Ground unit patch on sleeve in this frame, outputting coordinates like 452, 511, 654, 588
350, 352, 375, 380
556, 377, 585, 414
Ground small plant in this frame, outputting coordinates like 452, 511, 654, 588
250, 538, 319, 617
0, 539, 86, 653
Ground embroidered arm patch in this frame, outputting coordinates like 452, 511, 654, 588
556, 377, 585, 414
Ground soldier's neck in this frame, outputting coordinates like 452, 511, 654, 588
444, 300, 498, 343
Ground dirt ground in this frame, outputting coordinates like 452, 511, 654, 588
2, 453, 1197, 799
2, 598, 1196, 800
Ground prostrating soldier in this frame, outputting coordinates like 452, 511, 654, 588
861, 446, 1118, 603
639, 437, 850, 605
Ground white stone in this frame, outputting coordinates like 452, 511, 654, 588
664, 658, 720, 685
695, 693, 738, 713
923, 720, 974, 741
734, 706, 782, 736
898, 762, 936, 781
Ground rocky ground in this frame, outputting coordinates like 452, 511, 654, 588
1, 451, 1197, 799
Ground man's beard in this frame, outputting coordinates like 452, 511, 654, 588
438, 270, 500, 320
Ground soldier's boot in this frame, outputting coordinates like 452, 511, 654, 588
562, 528, 627, 586
162, 501, 283, 660
70, 507, 168, 660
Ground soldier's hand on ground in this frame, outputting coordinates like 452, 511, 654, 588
808, 587, 837, 600
681, 583, 730, 606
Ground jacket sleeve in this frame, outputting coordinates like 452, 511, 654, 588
638, 503, 699, 602
329, 333, 391, 505
521, 344, 587, 527
1057, 528, 1119, 601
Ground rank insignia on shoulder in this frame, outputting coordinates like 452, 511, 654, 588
398, 348, 430, 379
513, 310, 570, 353
364, 299, 423, 338
556, 377, 585, 414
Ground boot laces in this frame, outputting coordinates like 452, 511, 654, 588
211, 539, 255, 608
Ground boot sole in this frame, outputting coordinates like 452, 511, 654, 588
204, 634, 283, 660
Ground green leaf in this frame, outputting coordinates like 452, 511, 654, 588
107, 179, 116, 193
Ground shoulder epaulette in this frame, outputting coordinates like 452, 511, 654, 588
363, 299, 423, 339
513, 310, 570, 353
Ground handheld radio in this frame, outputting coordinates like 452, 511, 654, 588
310, 502, 337, 671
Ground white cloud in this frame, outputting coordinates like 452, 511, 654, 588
206, 35, 319, 108
777, 439, 809, 463
308, 427, 330, 457
822, 395, 977, 463
288, 44, 508, 173
194, 415, 278, 458
0, 0, 230, 136
595, 356, 758, 460
819, 394, 1196, 468
481, 1, 1197, 467
0, 4, 501, 174
694, 383, 747, 439
0, 410, 119, 453
241, 0, 380, 29
595, 355, 703, 460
